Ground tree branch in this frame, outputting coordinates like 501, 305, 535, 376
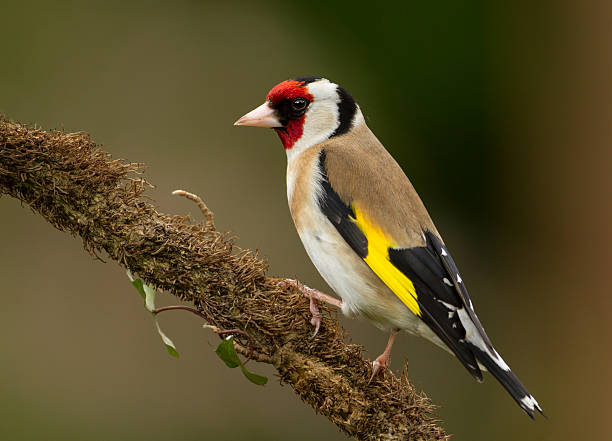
0, 116, 448, 441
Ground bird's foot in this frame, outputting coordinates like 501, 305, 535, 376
369, 353, 391, 383
369, 329, 399, 383
278, 278, 342, 338
308, 294, 322, 338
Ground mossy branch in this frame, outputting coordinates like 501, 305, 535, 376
0, 116, 447, 441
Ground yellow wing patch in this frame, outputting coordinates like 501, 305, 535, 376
351, 205, 421, 317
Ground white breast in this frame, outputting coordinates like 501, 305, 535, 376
299, 206, 382, 321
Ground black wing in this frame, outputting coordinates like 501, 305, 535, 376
388, 233, 485, 380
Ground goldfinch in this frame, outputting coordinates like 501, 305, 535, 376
234, 76, 543, 418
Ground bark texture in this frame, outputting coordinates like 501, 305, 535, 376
0, 116, 448, 441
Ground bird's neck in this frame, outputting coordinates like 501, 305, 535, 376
285, 107, 365, 161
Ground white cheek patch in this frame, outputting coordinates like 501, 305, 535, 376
285, 78, 363, 163
301, 100, 339, 144
286, 79, 340, 160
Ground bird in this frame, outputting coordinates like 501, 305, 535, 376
234, 76, 543, 419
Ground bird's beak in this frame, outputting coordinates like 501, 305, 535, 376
234, 102, 282, 128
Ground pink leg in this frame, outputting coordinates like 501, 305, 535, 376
278, 279, 342, 337
370, 329, 399, 383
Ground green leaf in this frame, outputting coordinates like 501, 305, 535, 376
131, 279, 146, 300
155, 320, 179, 358
215, 336, 268, 386
128, 270, 179, 358
165, 344, 179, 358
143, 283, 156, 312
240, 365, 268, 386
127, 271, 146, 301
126, 270, 156, 310
215, 336, 241, 368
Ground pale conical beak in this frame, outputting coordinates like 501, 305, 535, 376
234, 102, 282, 128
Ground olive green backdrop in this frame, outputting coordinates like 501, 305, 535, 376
1, 1, 610, 440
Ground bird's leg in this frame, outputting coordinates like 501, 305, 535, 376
370, 329, 399, 383
278, 278, 342, 337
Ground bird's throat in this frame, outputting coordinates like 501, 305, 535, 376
274, 117, 305, 150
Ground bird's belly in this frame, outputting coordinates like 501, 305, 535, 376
297, 213, 424, 334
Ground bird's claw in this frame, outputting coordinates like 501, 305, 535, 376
278, 278, 342, 338
309, 295, 322, 338
278, 278, 322, 338
276, 279, 292, 290
369, 356, 389, 383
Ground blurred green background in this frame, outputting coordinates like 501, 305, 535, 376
1, 1, 610, 440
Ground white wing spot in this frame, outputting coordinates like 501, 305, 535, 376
441, 248, 448, 256
443, 277, 453, 286
456, 273, 463, 284
437, 299, 457, 311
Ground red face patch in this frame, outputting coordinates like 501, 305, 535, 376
266, 80, 314, 150
266, 80, 313, 105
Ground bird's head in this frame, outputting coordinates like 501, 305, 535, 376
234, 77, 361, 152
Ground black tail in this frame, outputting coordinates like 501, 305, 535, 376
470, 345, 545, 419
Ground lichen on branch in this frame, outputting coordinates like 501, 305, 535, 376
0, 116, 448, 441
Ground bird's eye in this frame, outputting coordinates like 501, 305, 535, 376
291, 97, 309, 111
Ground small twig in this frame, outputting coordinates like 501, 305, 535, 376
172, 189, 214, 227
213, 328, 250, 338
233, 339, 273, 365
152, 305, 212, 322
